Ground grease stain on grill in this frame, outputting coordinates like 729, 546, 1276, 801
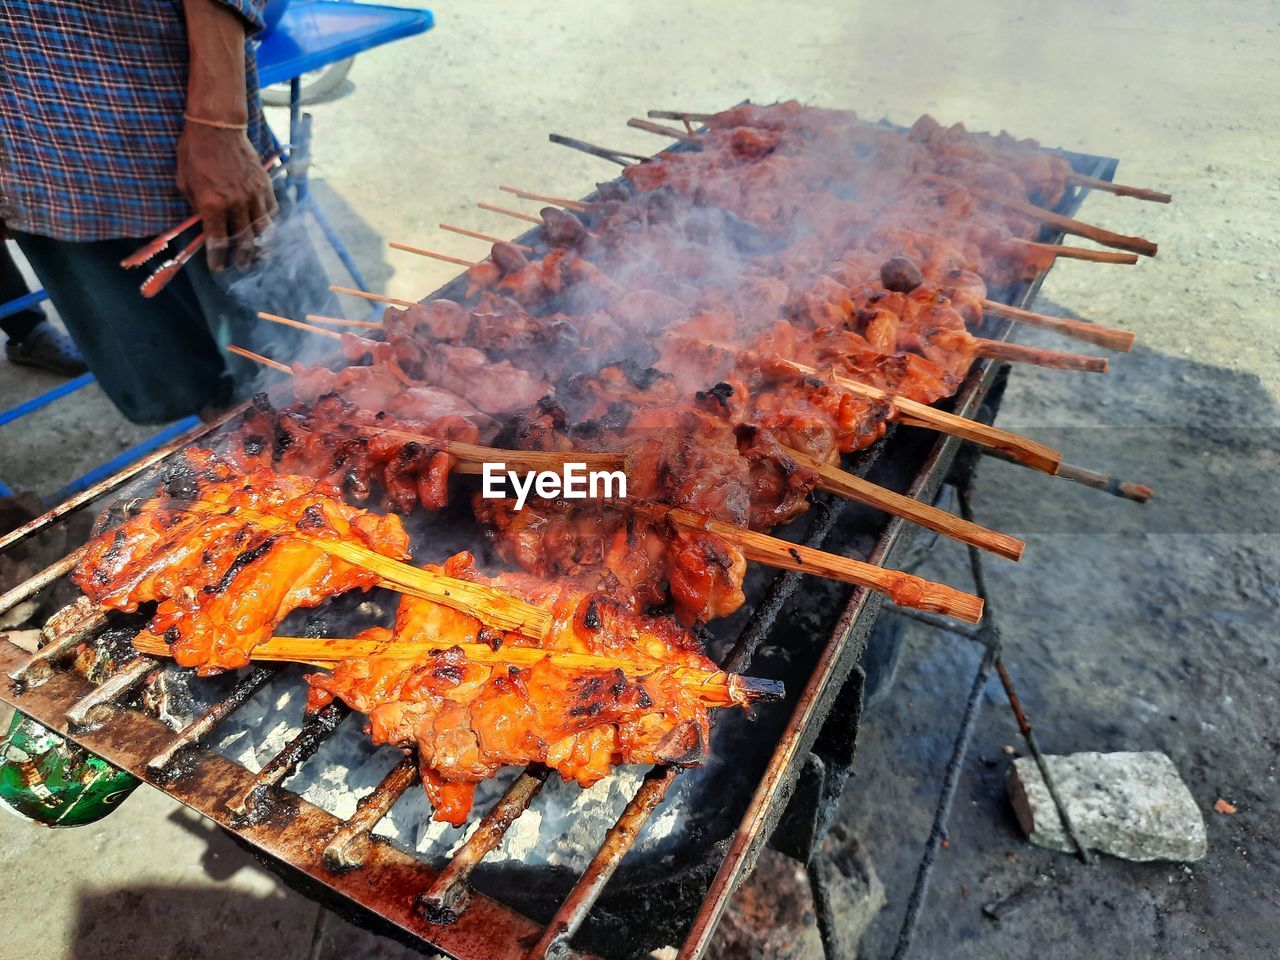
231, 786, 304, 829
151, 744, 203, 786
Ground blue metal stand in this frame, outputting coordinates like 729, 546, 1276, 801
0, 1, 433, 502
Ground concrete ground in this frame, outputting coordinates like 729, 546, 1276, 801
1, 0, 1277, 957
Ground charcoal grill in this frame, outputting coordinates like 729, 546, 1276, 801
0, 112, 1139, 960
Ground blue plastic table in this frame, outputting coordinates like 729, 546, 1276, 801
0, 1, 434, 502
259, 1, 433, 87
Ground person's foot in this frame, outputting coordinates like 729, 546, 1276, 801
5, 321, 87, 377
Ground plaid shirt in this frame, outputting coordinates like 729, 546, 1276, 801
0, 0, 271, 242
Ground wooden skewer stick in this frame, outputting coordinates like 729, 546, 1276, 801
923, 173, 1158, 257
1065, 171, 1171, 204
1009, 238, 1138, 265
169, 498, 551, 637
303, 417, 629, 478
973, 339, 1108, 373
627, 117, 700, 143
329, 284, 417, 308
697, 339, 1060, 474
228, 344, 290, 373
498, 186, 591, 212
785, 447, 1024, 562
440, 223, 533, 252
648, 110, 715, 123
209, 348, 987, 621
227, 353, 633, 477
290, 396, 1018, 560
647, 112, 1173, 204
478, 202, 543, 226
258, 311, 342, 340
981, 301, 1134, 352
388, 242, 477, 267
288, 396, 1020, 562
305, 313, 383, 330
643, 504, 984, 624
131, 634, 783, 707
300, 404, 1019, 560
547, 134, 646, 166
1054, 462, 1153, 502
978, 449, 1153, 503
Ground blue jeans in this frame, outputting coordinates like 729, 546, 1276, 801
12, 205, 335, 424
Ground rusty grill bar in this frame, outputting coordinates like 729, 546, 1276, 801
0, 114, 1127, 960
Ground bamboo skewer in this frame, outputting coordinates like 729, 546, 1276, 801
232, 343, 632, 476
641, 504, 984, 624
647, 112, 1172, 205
440, 223, 533, 251
329, 284, 417, 308
972, 339, 1108, 373
1065, 171, 1171, 204
478, 202, 543, 226
1009, 238, 1138, 265
694, 338, 1060, 474
231, 342, 1021, 560
498, 186, 591, 212
923, 174, 1158, 257
305, 313, 382, 330
981, 301, 1134, 352
130, 633, 783, 707
647, 110, 715, 123
977, 449, 1153, 503
627, 118, 700, 143
548, 134, 648, 165
449, 223, 1128, 359
311, 419, 629, 477
461, 203, 1129, 359
313, 401, 1016, 559
783, 447, 1024, 562
258, 311, 342, 340
209, 347, 986, 622
388, 242, 477, 267
166, 498, 552, 637
228, 344, 290, 373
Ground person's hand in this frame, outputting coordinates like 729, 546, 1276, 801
176, 123, 277, 271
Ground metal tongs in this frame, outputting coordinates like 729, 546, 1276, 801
120, 154, 285, 298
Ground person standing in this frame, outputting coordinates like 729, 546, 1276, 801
0, 0, 330, 423
0, 242, 86, 376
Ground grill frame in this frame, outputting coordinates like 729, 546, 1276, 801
0, 119, 1121, 960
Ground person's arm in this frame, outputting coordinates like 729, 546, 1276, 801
177, 0, 276, 270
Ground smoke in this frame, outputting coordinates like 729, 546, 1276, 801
212, 199, 350, 394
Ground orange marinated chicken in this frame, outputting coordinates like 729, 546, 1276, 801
306, 551, 738, 825
74, 451, 410, 674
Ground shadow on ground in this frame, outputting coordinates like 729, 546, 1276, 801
837, 318, 1280, 959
